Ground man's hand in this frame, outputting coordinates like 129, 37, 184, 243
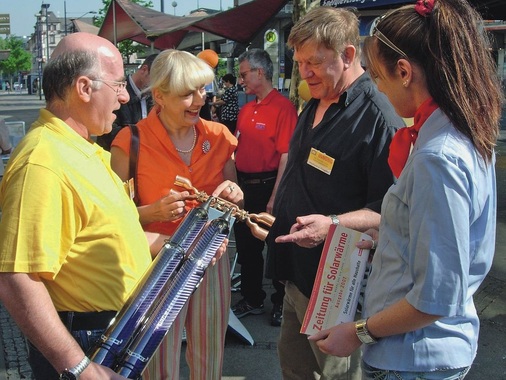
275, 214, 333, 248
81, 362, 128, 379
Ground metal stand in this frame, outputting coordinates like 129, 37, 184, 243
227, 246, 254, 345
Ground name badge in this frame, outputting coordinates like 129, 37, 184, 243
307, 147, 335, 175
124, 178, 135, 200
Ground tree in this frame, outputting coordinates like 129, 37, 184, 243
95, 0, 154, 63
0, 36, 32, 85
289, 0, 319, 111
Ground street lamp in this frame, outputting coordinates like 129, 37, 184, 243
35, 13, 43, 100
64, 0, 97, 35
42, 3, 50, 67
68, 12, 98, 34
172, 1, 178, 15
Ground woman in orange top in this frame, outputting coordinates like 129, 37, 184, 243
111, 49, 243, 380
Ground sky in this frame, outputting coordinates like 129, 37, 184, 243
1, 0, 235, 38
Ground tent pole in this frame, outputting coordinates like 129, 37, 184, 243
113, 0, 117, 46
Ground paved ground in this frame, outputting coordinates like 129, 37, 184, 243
0, 92, 505, 379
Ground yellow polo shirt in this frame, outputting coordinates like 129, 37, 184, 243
0, 109, 151, 312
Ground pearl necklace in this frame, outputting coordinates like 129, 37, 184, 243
175, 125, 197, 154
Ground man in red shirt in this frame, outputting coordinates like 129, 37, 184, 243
232, 49, 298, 326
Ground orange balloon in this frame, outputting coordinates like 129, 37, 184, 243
197, 49, 219, 68
298, 79, 311, 102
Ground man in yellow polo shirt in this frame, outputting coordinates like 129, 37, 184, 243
0, 33, 173, 380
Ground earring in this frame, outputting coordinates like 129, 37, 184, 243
402, 80, 409, 87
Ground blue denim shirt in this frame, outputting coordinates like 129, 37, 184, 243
363, 109, 497, 371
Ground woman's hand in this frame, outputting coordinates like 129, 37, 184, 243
356, 228, 379, 251
210, 238, 229, 266
308, 321, 362, 357
149, 191, 191, 223
212, 180, 244, 209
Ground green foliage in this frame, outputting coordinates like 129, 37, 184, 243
95, 0, 154, 63
0, 36, 32, 79
216, 59, 238, 80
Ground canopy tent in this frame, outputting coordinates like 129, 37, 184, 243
98, 0, 204, 50
72, 19, 100, 35
320, 0, 506, 19
98, 0, 289, 50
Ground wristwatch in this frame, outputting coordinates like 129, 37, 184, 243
59, 356, 91, 380
328, 214, 340, 225
355, 319, 378, 345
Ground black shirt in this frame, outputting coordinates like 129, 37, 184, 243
265, 72, 405, 298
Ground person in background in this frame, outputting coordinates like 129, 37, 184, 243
231, 48, 297, 327
110, 49, 242, 380
266, 7, 404, 379
212, 73, 239, 134
309, 1, 502, 380
0, 119, 12, 155
197, 49, 220, 122
0, 32, 160, 380
97, 53, 158, 150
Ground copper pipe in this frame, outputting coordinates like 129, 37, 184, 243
174, 175, 275, 240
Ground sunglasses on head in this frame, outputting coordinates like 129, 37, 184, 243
370, 15, 409, 59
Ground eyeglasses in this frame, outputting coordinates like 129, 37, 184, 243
370, 17, 409, 59
239, 68, 258, 80
92, 78, 127, 94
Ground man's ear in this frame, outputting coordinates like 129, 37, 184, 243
139, 64, 149, 75
76, 76, 93, 102
342, 45, 357, 68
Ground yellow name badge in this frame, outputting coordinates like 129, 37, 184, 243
124, 178, 135, 200
307, 147, 335, 175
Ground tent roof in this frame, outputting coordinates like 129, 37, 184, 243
320, 0, 506, 19
99, 0, 289, 50
72, 19, 100, 35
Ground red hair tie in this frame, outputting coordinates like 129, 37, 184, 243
415, 0, 435, 17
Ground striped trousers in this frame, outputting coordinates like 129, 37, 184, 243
143, 255, 231, 380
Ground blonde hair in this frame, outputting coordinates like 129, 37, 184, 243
148, 49, 214, 96
287, 7, 361, 58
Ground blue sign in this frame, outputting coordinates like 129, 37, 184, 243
320, 0, 408, 9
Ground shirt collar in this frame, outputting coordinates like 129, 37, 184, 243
37, 108, 104, 157
128, 75, 143, 98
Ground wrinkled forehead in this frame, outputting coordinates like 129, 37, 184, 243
294, 43, 336, 62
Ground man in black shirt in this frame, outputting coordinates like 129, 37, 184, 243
265, 7, 404, 380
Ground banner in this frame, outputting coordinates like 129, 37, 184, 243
320, 0, 408, 9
